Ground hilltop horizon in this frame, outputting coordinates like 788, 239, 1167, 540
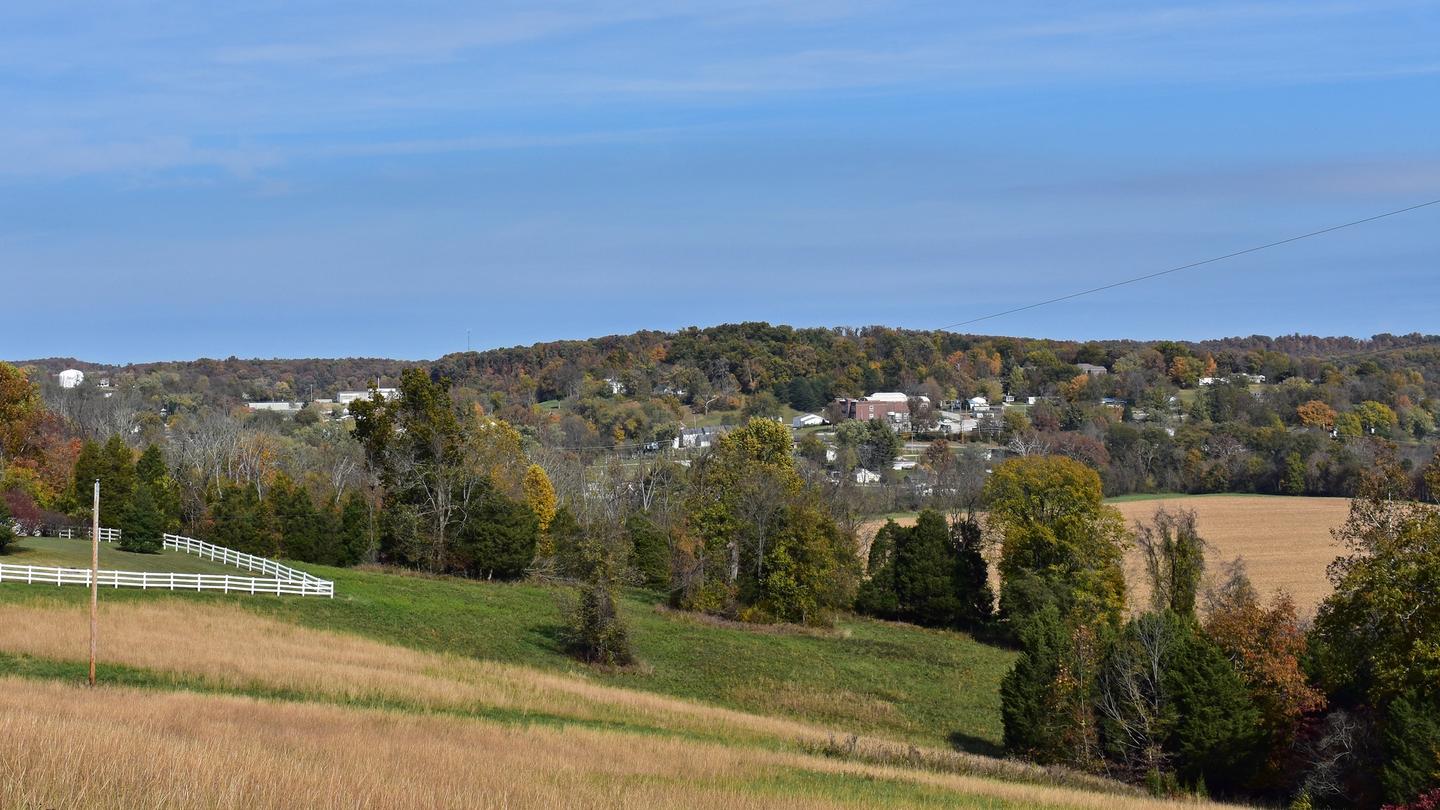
11, 322, 1440, 369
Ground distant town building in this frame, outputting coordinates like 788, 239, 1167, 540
673, 425, 730, 450
967, 396, 990, 412
337, 388, 399, 405
853, 468, 882, 484
1199, 374, 1266, 387
247, 401, 305, 414
791, 413, 828, 428
1076, 363, 1109, 376
57, 369, 84, 389
832, 392, 926, 422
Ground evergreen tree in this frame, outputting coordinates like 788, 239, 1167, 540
561, 526, 635, 667
71, 439, 103, 510
547, 505, 586, 578
270, 474, 325, 562
1164, 623, 1265, 794
1001, 605, 1070, 762
0, 495, 13, 553
119, 482, 165, 553
135, 444, 182, 530
98, 434, 136, 530
336, 491, 372, 566
625, 512, 670, 590
894, 510, 961, 627
855, 521, 901, 619
952, 517, 996, 631
207, 482, 278, 556
454, 483, 538, 580
135, 444, 166, 486
1381, 690, 1440, 805
856, 514, 994, 633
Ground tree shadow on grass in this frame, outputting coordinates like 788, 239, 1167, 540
948, 730, 1005, 758
526, 622, 569, 656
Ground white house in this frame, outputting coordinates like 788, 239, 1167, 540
57, 369, 85, 389
791, 413, 828, 428
967, 396, 990, 412
854, 468, 882, 484
673, 426, 729, 450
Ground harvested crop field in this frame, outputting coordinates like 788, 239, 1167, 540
860, 495, 1352, 617
1112, 495, 1350, 615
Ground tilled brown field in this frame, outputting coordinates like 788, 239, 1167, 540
860, 495, 1352, 617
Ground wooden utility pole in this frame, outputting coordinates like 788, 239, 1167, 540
90, 478, 99, 687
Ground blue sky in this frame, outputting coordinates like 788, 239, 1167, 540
2, 1, 1438, 363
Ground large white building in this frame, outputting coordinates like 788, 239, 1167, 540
337, 388, 399, 405
57, 369, 85, 389
247, 401, 305, 414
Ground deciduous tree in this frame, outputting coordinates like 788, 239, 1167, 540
985, 456, 1129, 630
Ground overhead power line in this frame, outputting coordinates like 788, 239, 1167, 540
533, 199, 1440, 457
936, 198, 1440, 332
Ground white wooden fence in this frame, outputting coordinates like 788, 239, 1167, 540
0, 533, 333, 598
0, 564, 333, 596
161, 534, 328, 586
55, 527, 121, 542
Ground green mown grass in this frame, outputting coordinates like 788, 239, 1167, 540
2, 535, 244, 576
0, 563, 1015, 754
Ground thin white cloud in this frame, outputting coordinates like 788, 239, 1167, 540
995, 1, 1390, 40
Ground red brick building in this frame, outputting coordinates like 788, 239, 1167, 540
832, 392, 918, 422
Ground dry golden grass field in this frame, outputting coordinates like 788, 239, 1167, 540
861, 495, 1352, 616
0, 599, 1245, 809
1111, 495, 1351, 615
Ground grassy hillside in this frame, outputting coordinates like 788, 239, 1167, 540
0, 597, 1220, 809
3, 536, 242, 576
0, 565, 1014, 753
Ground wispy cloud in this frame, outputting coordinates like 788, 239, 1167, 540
0, 0, 1436, 182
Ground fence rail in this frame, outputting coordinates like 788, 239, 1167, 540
161, 534, 327, 585
0, 532, 333, 598
55, 527, 121, 542
0, 563, 333, 596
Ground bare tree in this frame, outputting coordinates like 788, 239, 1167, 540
1007, 431, 1051, 457
1297, 710, 1370, 803
1097, 613, 1175, 779
1135, 507, 1207, 616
